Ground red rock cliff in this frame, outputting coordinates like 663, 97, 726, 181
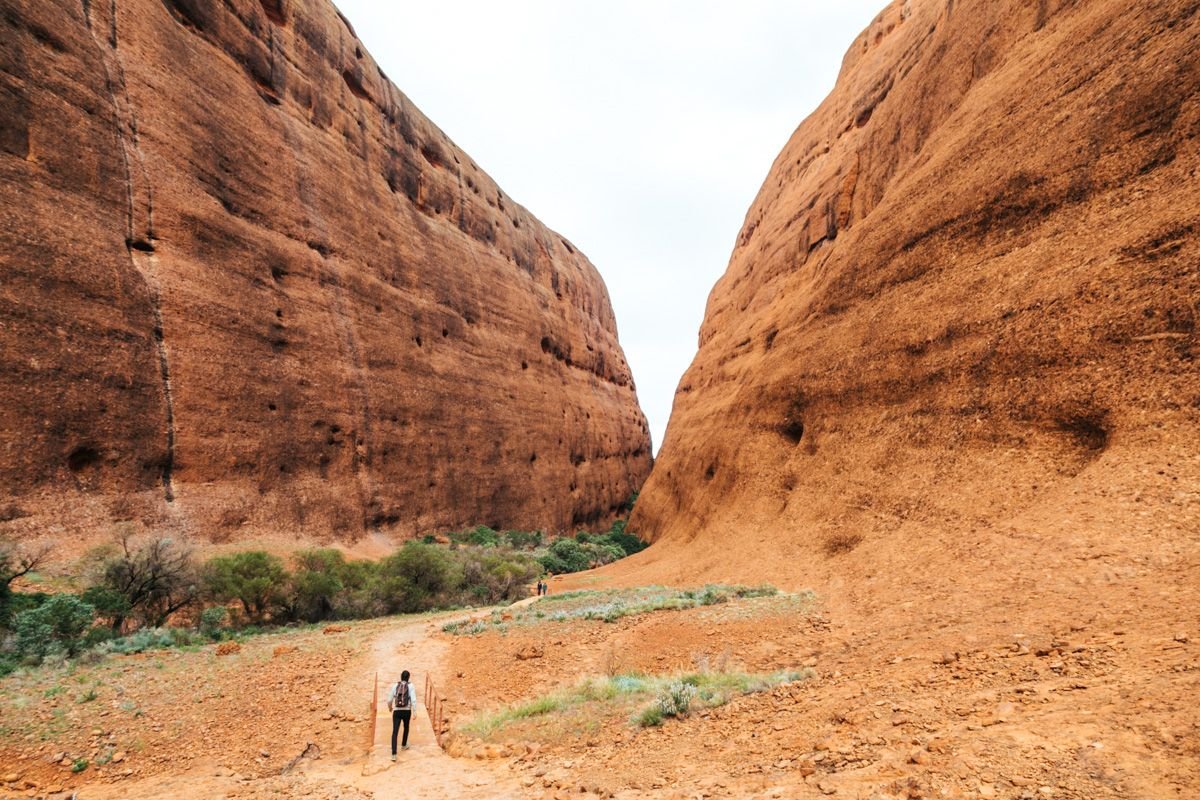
631, 0, 1199, 591
0, 0, 651, 543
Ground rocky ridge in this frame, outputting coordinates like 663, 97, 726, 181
0, 0, 651, 544
631, 0, 1199, 592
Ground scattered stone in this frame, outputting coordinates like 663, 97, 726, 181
515, 644, 545, 661
323, 625, 350, 635
215, 641, 242, 656
1175, 633, 1190, 644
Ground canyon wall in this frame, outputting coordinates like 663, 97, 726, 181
631, 0, 1199, 591
0, 0, 651, 544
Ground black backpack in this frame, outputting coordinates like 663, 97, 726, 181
393, 681, 409, 709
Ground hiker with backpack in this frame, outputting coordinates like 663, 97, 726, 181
387, 669, 414, 759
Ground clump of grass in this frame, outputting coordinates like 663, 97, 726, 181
444, 584, 794, 636
462, 667, 813, 738
71, 757, 88, 773
656, 680, 697, 717
637, 705, 664, 727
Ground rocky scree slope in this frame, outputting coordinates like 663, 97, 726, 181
0, 0, 651, 543
630, 0, 1199, 596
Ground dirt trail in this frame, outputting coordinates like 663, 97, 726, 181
78, 602, 539, 800
305, 601, 539, 798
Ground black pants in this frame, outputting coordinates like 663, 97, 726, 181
391, 709, 411, 753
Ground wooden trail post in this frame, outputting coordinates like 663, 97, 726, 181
367, 671, 378, 754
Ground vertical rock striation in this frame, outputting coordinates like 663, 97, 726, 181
0, 0, 651, 543
632, 0, 1199, 589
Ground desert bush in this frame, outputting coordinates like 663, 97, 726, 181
198, 606, 228, 640
102, 627, 177, 655
203, 551, 288, 623
656, 680, 697, 718
88, 534, 199, 631
0, 543, 50, 629
13, 594, 95, 661
331, 559, 386, 618
502, 529, 543, 550
458, 549, 542, 605
538, 538, 590, 574
637, 704, 665, 727
288, 549, 346, 622
378, 542, 462, 613
449, 525, 500, 548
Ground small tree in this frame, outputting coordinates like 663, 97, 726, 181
289, 549, 346, 622
379, 542, 462, 613
1, 543, 50, 629
203, 551, 288, 622
89, 533, 199, 631
14, 594, 95, 661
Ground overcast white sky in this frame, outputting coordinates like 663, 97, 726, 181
336, 1, 884, 452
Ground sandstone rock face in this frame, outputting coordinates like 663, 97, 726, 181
632, 0, 1199, 587
0, 0, 650, 543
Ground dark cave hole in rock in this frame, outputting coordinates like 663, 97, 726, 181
414, 335, 423, 347
779, 418, 805, 444
529, 453, 538, 463
127, 238, 155, 253
67, 446, 101, 472
268, 402, 277, 411
1057, 413, 1109, 452
704, 463, 716, 481
270, 265, 288, 283
442, 328, 449, 337
521, 361, 528, 370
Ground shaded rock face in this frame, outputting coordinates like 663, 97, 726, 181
0, 0, 650, 542
633, 0, 1199, 579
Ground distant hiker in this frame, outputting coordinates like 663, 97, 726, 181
535, 580, 543, 596
387, 669, 414, 759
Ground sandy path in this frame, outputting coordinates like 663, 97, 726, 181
306, 601, 539, 798
79, 601, 539, 800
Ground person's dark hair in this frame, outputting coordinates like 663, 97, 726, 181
401, 669, 410, 682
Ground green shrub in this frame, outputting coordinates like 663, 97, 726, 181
502, 530, 543, 550
657, 680, 697, 717
379, 542, 462, 613
637, 705, 664, 727
203, 551, 288, 622
198, 606, 228, 640
103, 628, 178, 655
80, 586, 131, 630
14, 594, 95, 661
82, 626, 117, 649
71, 758, 88, 773
331, 559, 385, 619
539, 538, 589, 574
289, 549, 346, 622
